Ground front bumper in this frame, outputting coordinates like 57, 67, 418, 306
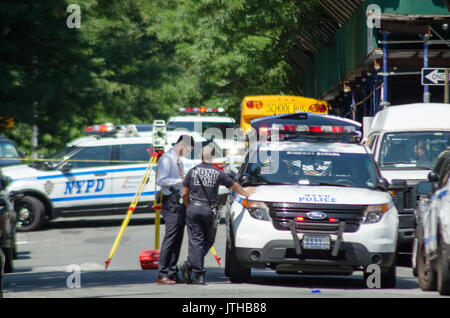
235, 241, 396, 272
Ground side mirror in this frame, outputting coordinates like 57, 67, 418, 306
238, 173, 251, 186
377, 178, 389, 190
428, 172, 439, 183
417, 181, 434, 196
59, 162, 72, 173
0, 176, 11, 189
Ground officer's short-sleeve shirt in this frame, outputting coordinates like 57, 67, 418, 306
183, 162, 235, 204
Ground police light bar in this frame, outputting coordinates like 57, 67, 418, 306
85, 123, 116, 134
252, 112, 362, 142
178, 107, 225, 114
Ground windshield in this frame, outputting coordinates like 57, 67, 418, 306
244, 150, 379, 189
379, 132, 450, 169
0, 141, 19, 158
167, 121, 236, 139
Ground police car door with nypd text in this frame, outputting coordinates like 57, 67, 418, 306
225, 113, 399, 288
1, 124, 157, 231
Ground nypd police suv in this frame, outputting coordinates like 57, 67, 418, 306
0, 124, 158, 231
225, 113, 399, 288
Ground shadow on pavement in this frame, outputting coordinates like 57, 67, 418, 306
40, 215, 161, 230
4, 269, 159, 293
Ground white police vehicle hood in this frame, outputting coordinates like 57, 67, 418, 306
380, 169, 430, 185
249, 185, 389, 206
1, 164, 47, 181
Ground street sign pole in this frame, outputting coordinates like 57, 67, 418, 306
445, 68, 449, 104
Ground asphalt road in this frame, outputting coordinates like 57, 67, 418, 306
3, 214, 448, 300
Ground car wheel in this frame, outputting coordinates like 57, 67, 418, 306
437, 235, 450, 296
15, 196, 45, 232
380, 262, 397, 289
224, 242, 231, 277
417, 238, 437, 291
228, 246, 251, 284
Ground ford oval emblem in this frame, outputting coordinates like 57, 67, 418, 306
306, 211, 327, 220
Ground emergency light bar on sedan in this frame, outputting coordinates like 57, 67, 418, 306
251, 113, 362, 143
178, 107, 225, 114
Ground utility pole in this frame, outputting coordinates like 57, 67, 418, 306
32, 56, 39, 160
445, 68, 449, 104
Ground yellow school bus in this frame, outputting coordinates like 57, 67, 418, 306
240, 95, 329, 132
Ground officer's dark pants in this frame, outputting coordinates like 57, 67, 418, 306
157, 196, 186, 279
186, 202, 217, 277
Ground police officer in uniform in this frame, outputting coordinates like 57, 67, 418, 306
155, 134, 194, 285
180, 140, 253, 284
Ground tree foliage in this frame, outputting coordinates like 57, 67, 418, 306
0, 0, 321, 156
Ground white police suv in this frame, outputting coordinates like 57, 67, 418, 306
0, 124, 157, 231
225, 113, 399, 288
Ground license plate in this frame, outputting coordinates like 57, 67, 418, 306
302, 235, 331, 250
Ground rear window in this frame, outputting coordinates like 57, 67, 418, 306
117, 144, 153, 164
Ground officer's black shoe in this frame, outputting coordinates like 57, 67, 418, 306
169, 273, 183, 284
180, 262, 192, 284
191, 275, 206, 285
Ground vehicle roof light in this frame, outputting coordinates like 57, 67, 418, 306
259, 126, 270, 134
247, 100, 263, 109
178, 107, 225, 114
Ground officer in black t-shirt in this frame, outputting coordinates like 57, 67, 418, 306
180, 140, 253, 284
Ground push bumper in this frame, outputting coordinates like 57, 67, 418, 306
235, 241, 396, 271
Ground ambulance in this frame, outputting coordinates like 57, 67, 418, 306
225, 113, 399, 288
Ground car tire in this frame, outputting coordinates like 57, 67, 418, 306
380, 261, 397, 289
228, 246, 251, 284
15, 196, 45, 232
224, 242, 231, 277
2, 247, 13, 273
417, 238, 437, 291
437, 235, 450, 296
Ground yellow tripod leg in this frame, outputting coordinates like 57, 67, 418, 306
105, 155, 157, 269
210, 246, 221, 266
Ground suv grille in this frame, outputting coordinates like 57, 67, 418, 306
267, 202, 366, 233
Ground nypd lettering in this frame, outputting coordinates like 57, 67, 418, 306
193, 168, 220, 187
64, 178, 105, 195
299, 194, 336, 203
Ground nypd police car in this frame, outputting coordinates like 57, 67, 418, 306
0, 124, 158, 231
225, 113, 399, 288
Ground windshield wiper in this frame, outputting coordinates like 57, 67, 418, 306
309, 182, 352, 187
382, 161, 413, 166
248, 181, 292, 186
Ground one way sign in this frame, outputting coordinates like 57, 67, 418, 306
422, 68, 450, 86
